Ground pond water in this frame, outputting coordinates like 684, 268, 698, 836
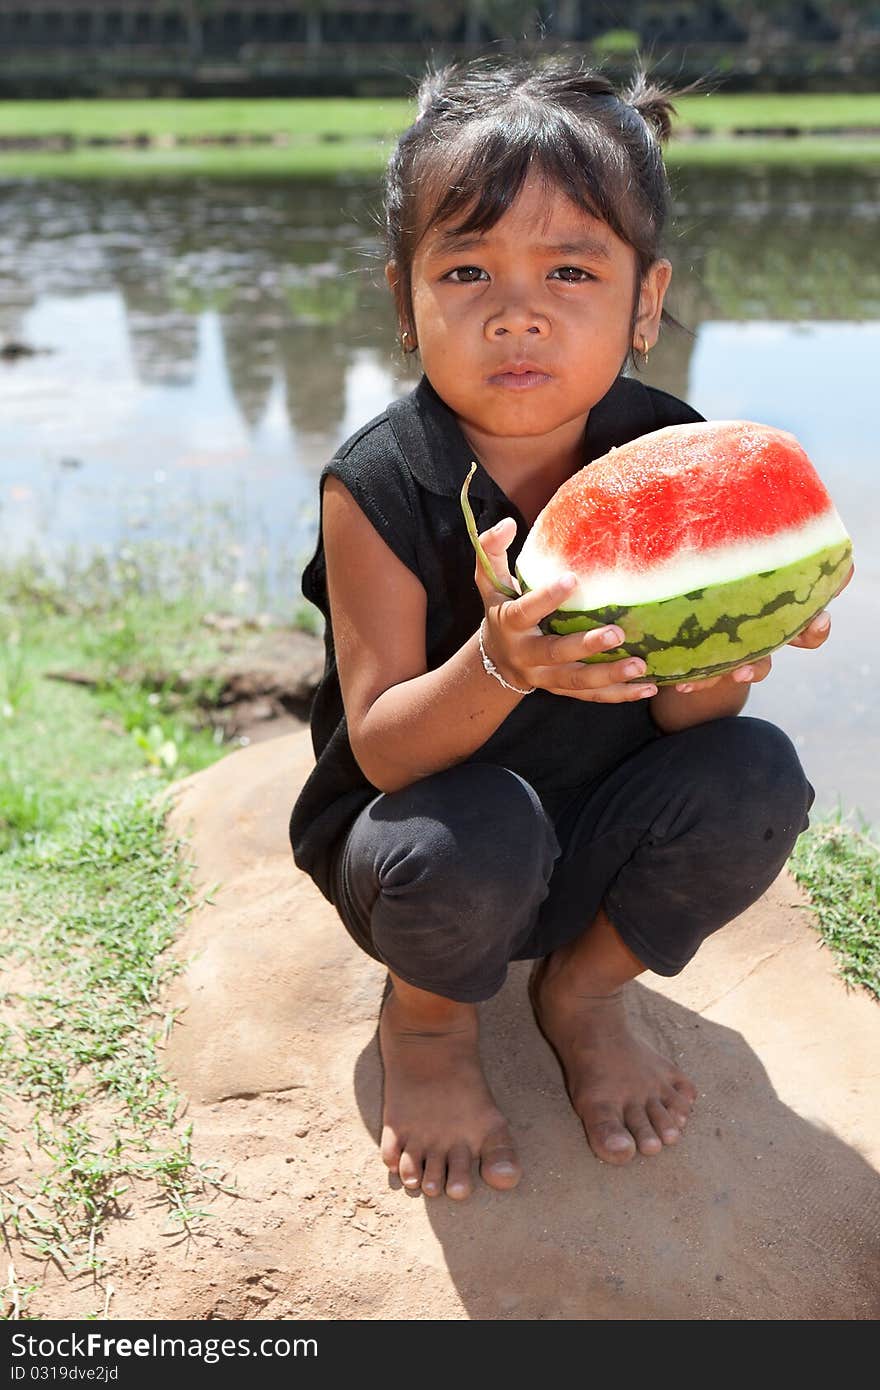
1, 166, 878, 823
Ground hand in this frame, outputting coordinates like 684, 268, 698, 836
673, 655, 772, 696
671, 566, 853, 695
474, 517, 658, 704
786, 560, 853, 653
671, 608, 836, 694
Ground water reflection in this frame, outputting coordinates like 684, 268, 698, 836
686, 319, 878, 826
1, 166, 878, 817
3, 168, 878, 454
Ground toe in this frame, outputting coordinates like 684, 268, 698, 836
672, 1075, 698, 1104
580, 1100, 637, 1164
380, 1126, 402, 1171
623, 1103, 663, 1155
670, 1081, 697, 1123
446, 1142, 474, 1201
421, 1151, 445, 1198
398, 1146, 424, 1193
663, 1090, 691, 1128
646, 1098, 682, 1145
480, 1126, 521, 1191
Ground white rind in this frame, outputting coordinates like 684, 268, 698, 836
518, 507, 850, 609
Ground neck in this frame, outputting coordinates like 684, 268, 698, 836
459, 412, 589, 524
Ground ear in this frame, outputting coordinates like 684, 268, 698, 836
633, 258, 672, 352
385, 259, 408, 332
385, 260, 415, 346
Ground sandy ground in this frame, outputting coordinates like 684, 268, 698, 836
14, 729, 880, 1320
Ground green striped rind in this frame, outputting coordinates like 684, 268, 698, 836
516, 541, 852, 684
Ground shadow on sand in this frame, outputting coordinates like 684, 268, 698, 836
353, 965, 880, 1320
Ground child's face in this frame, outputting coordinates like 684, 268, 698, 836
398, 172, 670, 442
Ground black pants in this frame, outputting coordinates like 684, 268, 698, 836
328, 717, 814, 1003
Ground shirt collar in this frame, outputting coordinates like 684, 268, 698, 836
387, 373, 656, 505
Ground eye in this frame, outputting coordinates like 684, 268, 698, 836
443, 265, 488, 283
549, 266, 596, 283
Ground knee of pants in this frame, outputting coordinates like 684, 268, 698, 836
373, 762, 559, 923
603, 720, 815, 977
691, 716, 814, 853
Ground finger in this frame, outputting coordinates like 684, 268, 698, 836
728, 654, 772, 683
505, 571, 579, 631
541, 652, 651, 690
546, 681, 658, 704
678, 657, 771, 692
539, 662, 658, 702
487, 619, 638, 693
785, 562, 853, 646
731, 663, 755, 683
675, 675, 721, 694
478, 516, 517, 551
788, 610, 831, 648
834, 562, 854, 597
748, 655, 772, 683
474, 517, 518, 596
539, 624, 627, 665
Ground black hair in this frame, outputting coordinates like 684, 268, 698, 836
383, 55, 680, 370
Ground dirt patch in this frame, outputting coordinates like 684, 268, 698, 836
8, 730, 879, 1321
46, 619, 323, 743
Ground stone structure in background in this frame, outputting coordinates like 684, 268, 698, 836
0, 1, 877, 95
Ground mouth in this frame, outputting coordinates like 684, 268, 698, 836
487, 362, 552, 391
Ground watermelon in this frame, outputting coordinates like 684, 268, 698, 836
461, 420, 852, 685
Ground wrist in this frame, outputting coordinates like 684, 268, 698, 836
478, 619, 535, 697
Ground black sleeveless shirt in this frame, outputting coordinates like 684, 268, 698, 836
289, 374, 704, 901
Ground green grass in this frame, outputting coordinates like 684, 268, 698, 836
789, 818, 880, 1000
0, 554, 243, 856
0, 548, 293, 1319
1, 95, 880, 143
1, 94, 880, 179
670, 135, 880, 166
0, 139, 396, 179
0, 792, 230, 1287
0, 96, 414, 141
673, 93, 880, 131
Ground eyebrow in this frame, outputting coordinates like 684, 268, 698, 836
433, 231, 612, 260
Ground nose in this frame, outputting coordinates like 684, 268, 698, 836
483, 300, 550, 340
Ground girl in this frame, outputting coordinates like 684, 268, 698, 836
289, 57, 836, 1201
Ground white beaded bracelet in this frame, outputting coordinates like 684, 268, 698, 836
478, 619, 536, 696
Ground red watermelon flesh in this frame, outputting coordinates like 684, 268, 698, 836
542, 422, 833, 582
463, 420, 853, 684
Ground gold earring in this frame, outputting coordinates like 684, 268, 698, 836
401, 329, 416, 353
641, 333, 650, 364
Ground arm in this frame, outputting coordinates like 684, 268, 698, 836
323, 477, 658, 793
323, 475, 521, 792
650, 676, 751, 735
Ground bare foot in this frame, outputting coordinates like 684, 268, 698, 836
379, 983, 521, 1200
530, 957, 697, 1165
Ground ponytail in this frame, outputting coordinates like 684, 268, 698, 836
622, 71, 678, 146
414, 64, 453, 122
